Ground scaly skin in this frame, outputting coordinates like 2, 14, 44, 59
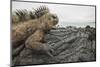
12, 12, 59, 57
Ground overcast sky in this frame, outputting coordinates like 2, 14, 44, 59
12, 1, 95, 27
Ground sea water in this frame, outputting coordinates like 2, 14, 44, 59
58, 22, 95, 28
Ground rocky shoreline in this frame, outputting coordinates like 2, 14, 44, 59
12, 26, 96, 66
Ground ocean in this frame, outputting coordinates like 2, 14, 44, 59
58, 22, 95, 28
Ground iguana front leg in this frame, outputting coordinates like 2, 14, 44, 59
25, 30, 54, 57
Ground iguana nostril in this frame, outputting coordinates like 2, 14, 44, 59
52, 15, 57, 19
53, 16, 57, 19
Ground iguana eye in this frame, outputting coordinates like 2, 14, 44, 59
48, 17, 51, 20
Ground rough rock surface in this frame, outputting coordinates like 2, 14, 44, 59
12, 26, 96, 66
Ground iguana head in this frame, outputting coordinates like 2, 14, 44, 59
35, 6, 59, 30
